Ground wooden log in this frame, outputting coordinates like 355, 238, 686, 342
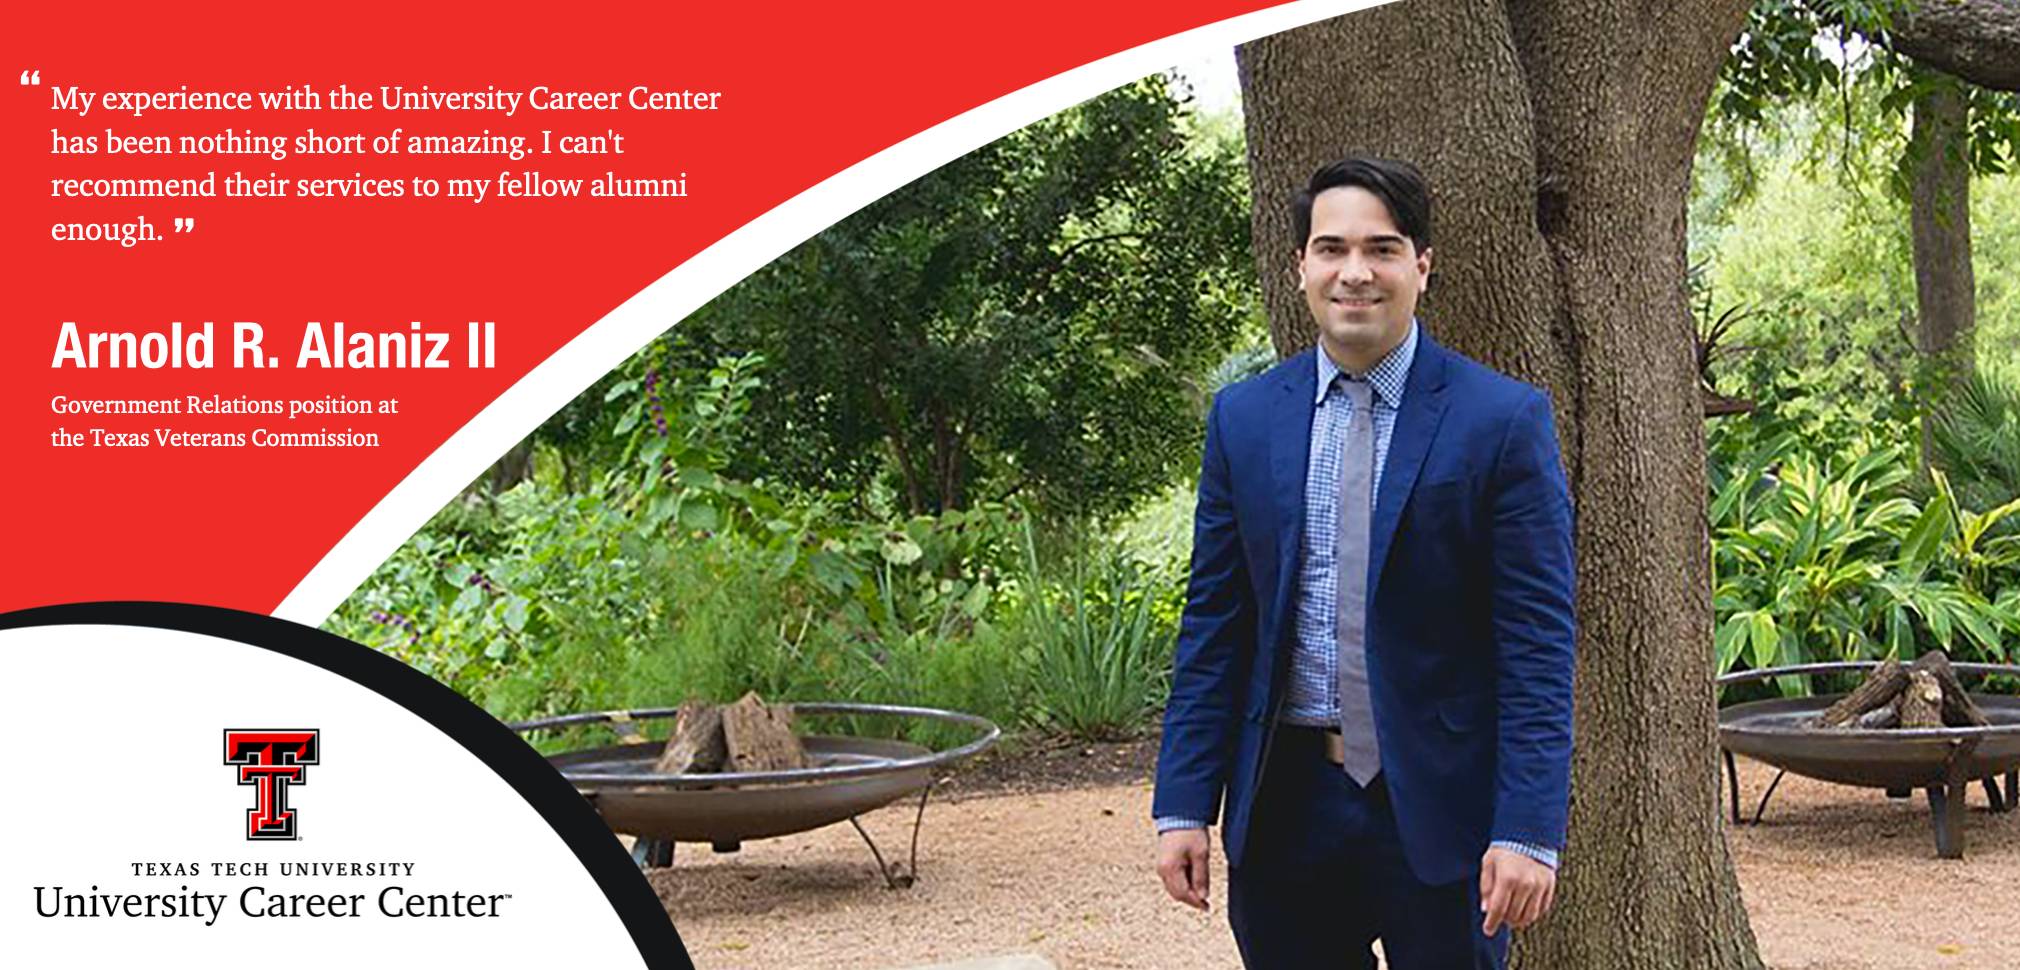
720, 691, 809, 773
1898, 669, 1945, 728
1910, 650, 1992, 727
1818, 659, 1908, 728
653, 699, 727, 775
1854, 701, 1900, 730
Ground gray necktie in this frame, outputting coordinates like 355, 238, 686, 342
1335, 379, 1380, 785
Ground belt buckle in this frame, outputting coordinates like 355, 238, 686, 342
1322, 731, 1346, 766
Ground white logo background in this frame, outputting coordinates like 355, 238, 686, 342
0, 624, 656, 968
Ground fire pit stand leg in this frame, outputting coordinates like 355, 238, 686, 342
631, 838, 673, 869
1985, 776, 2009, 813
1751, 769, 1787, 825
905, 784, 931, 882
847, 817, 906, 890
1720, 748, 1783, 826
1927, 737, 1981, 860
843, 785, 935, 891
1723, 749, 1741, 825
1926, 785, 1964, 858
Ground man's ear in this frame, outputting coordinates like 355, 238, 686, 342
1416, 245, 1433, 289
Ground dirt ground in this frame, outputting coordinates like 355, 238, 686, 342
653, 749, 2019, 969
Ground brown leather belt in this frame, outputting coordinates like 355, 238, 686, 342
1282, 724, 1347, 765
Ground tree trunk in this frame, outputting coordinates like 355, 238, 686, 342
870, 385, 927, 514
932, 408, 962, 512
1239, 1, 1763, 966
486, 439, 535, 493
1908, 81, 1977, 471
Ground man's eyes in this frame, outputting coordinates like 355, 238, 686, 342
1313, 242, 1405, 258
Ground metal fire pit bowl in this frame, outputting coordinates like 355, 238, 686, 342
1718, 661, 2020, 858
510, 702, 998, 886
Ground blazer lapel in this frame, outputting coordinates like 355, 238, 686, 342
1367, 334, 1450, 606
1268, 352, 1317, 627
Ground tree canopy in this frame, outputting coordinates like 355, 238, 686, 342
666, 78, 1256, 516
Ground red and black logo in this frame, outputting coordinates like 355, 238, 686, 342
223, 729, 320, 840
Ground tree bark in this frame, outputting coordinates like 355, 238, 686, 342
486, 439, 536, 493
1239, 1, 1764, 966
1889, 0, 2020, 93
869, 384, 927, 514
1908, 81, 1977, 471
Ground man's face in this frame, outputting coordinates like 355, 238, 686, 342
1296, 186, 1431, 368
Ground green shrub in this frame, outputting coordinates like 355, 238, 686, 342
1711, 436, 2020, 699
1010, 526, 1178, 741
1931, 364, 2020, 518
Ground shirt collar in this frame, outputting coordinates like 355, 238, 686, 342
1314, 321, 1418, 407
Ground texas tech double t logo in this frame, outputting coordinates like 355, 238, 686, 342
223, 730, 320, 840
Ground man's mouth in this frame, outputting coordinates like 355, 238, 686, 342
1333, 295, 1381, 308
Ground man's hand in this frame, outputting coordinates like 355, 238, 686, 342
1479, 846, 1556, 935
1156, 827, 1212, 911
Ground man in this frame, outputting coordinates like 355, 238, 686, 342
1152, 157, 1576, 969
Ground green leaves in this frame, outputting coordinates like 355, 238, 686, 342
1720, 0, 1842, 121
1897, 484, 1953, 575
880, 533, 924, 566
502, 595, 530, 633
665, 77, 1253, 517
1713, 437, 2020, 698
1715, 0, 2019, 212
678, 498, 720, 533
1716, 609, 1785, 678
1931, 366, 2020, 522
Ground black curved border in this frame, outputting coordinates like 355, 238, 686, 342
0, 602, 694, 970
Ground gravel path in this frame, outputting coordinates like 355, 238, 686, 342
654, 756, 2019, 969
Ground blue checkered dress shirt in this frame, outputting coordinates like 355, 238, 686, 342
1158, 323, 1558, 870
1280, 326, 1414, 726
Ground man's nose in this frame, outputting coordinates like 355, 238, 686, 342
1339, 253, 1374, 285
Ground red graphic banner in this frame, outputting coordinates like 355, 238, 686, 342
2, 1, 1282, 614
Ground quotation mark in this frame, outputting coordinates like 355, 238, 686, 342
20, 69, 41, 85
174, 217, 196, 232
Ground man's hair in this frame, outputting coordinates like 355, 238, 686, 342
1291, 157, 1432, 254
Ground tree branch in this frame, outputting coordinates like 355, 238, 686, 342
1017, 232, 1149, 312
1887, 0, 2020, 93
1053, 230, 1149, 265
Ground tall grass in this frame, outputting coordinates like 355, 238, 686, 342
1012, 527, 1177, 741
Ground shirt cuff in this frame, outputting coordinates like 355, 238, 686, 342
1155, 816, 1209, 833
1491, 839, 1559, 870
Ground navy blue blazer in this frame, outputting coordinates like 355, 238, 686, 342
1152, 331, 1577, 886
